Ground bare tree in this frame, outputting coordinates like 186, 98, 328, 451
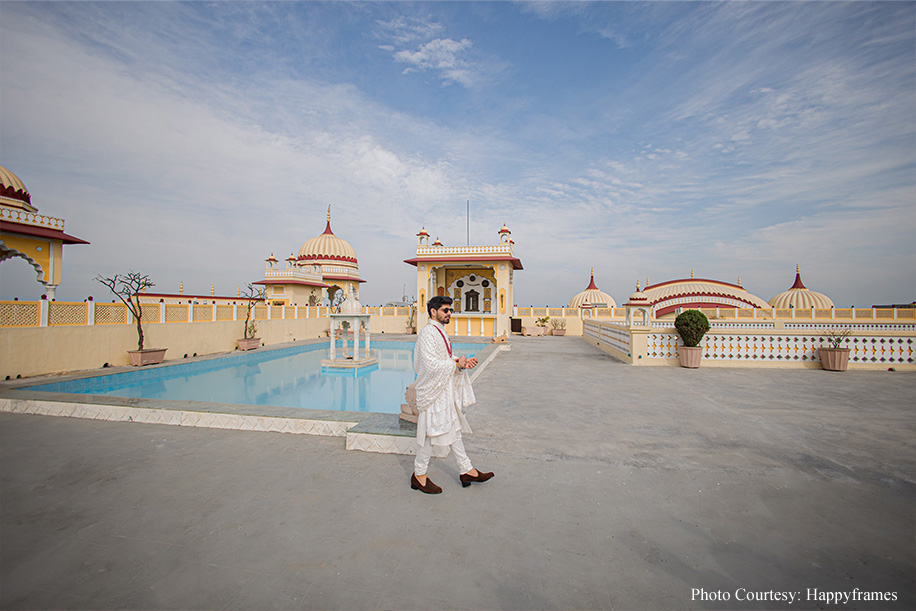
240, 283, 262, 339
96, 272, 154, 351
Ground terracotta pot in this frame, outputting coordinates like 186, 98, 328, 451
678, 345, 703, 368
820, 347, 850, 372
551, 329, 566, 336
128, 348, 167, 366
237, 338, 261, 351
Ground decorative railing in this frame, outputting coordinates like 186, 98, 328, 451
2, 300, 913, 329
0, 207, 66, 231
0, 301, 409, 327
416, 244, 513, 256
263, 268, 324, 283
583, 319, 915, 367
319, 266, 361, 278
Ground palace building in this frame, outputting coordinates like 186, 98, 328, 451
640, 272, 771, 317
255, 207, 364, 307
405, 224, 522, 337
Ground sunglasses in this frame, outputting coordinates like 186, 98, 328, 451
439, 307, 453, 313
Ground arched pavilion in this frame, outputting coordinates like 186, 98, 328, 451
640, 271, 770, 317
0, 166, 89, 299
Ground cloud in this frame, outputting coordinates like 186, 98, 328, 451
375, 14, 501, 89
1, 2, 912, 310
394, 37, 475, 86
376, 15, 445, 46
0, 6, 462, 303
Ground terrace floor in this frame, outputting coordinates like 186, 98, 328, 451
1, 335, 914, 610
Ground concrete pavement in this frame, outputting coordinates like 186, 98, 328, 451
1, 335, 914, 610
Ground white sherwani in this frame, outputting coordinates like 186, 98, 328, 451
414, 320, 475, 447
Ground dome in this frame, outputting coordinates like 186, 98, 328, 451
298, 209, 358, 265
626, 281, 649, 305
768, 266, 834, 309
568, 269, 617, 308
338, 290, 362, 314
0, 165, 35, 210
643, 278, 770, 309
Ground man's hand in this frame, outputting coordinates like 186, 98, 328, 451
456, 356, 478, 370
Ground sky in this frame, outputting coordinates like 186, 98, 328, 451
1, 1, 914, 308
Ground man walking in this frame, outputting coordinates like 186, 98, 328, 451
410, 295, 494, 494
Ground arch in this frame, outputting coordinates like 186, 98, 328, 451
0, 241, 45, 284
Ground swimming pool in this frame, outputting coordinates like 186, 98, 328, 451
23, 340, 484, 415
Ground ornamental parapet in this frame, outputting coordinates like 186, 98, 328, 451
416, 243, 513, 257
263, 268, 324, 283
321, 266, 362, 279
0, 207, 65, 231
0, 301, 410, 328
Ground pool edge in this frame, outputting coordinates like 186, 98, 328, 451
0, 341, 509, 456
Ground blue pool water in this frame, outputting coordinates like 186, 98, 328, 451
25, 341, 483, 414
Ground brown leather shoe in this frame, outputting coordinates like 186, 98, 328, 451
410, 473, 442, 494
459, 470, 494, 487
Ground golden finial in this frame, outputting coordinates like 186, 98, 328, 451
590, 267, 594, 277
796, 263, 800, 273
327, 205, 331, 222
737, 275, 742, 286
211, 284, 215, 296
646, 277, 649, 288
179, 281, 184, 295
690, 269, 695, 278
237, 286, 241, 297
636, 280, 641, 291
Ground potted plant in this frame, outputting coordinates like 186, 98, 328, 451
550, 317, 567, 336
237, 283, 261, 351
820, 329, 852, 372
674, 309, 710, 368
96, 271, 167, 366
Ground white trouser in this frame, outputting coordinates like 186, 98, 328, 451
414, 429, 473, 476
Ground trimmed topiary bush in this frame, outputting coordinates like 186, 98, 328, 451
674, 309, 710, 347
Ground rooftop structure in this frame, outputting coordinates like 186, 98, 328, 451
0, 165, 89, 300
405, 224, 522, 337
768, 265, 835, 309
567, 269, 617, 308
641, 271, 770, 317
255, 207, 363, 307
